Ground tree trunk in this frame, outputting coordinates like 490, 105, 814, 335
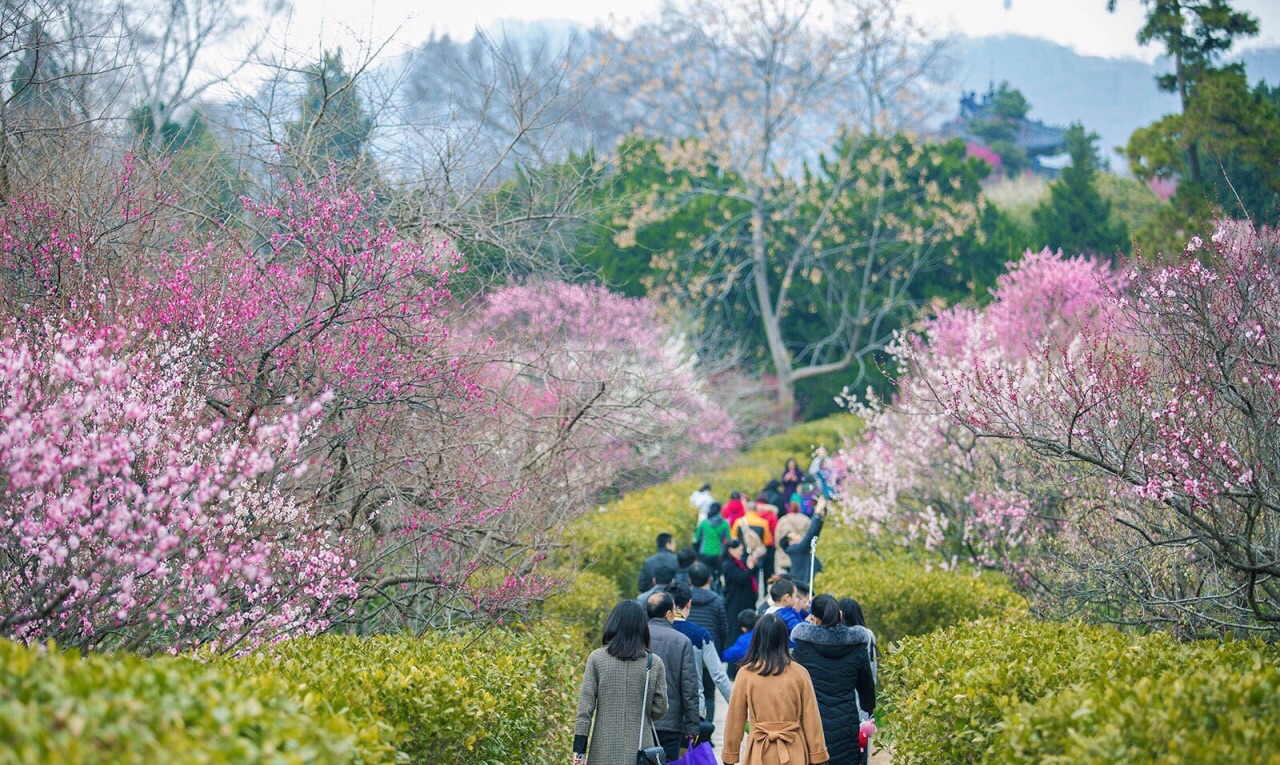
750, 196, 796, 426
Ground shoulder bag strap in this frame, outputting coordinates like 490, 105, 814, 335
639, 652, 653, 751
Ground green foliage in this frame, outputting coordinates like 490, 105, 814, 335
223, 627, 581, 765
542, 570, 621, 646
884, 616, 1280, 765
982, 174, 1050, 232
287, 50, 374, 176
994, 639, 1280, 764
816, 526, 1028, 646
1094, 172, 1165, 234
0, 639, 361, 765
882, 618, 1133, 765
1031, 124, 1130, 257
968, 82, 1032, 176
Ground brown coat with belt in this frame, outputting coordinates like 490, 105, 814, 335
722, 661, 828, 765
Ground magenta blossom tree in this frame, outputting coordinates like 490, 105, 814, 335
0, 321, 358, 654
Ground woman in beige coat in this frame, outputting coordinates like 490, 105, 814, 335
722, 614, 828, 765
574, 600, 668, 765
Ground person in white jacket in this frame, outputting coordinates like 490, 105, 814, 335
689, 483, 715, 522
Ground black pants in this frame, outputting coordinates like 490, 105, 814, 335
657, 729, 684, 762
702, 666, 716, 720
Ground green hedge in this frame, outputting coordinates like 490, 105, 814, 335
222, 625, 580, 765
883, 617, 1280, 765
0, 639, 361, 765
815, 528, 1027, 645
994, 637, 1280, 764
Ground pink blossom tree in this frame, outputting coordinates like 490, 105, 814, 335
935, 222, 1280, 636
470, 280, 738, 498
833, 248, 1124, 574
0, 320, 357, 654
1, 164, 740, 638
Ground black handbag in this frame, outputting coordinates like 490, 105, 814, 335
637, 653, 667, 765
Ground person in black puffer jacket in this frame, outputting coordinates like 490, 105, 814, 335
790, 594, 876, 765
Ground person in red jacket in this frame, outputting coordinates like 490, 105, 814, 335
721, 491, 746, 528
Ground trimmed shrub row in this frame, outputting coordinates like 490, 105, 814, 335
0, 639, 361, 765
814, 529, 1027, 645
883, 617, 1280, 765
1, 623, 583, 765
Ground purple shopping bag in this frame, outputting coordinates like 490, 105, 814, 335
671, 742, 717, 765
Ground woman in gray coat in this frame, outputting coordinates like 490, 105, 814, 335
574, 600, 669, 765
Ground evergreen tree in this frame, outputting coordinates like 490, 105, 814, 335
1032, 125, 1130, 257
286, 50, 373, 178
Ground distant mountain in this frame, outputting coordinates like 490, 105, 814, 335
943, 34, 1280, 171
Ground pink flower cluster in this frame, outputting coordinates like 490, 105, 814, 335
832, 248, 1124, 571
0, 321, 357, 653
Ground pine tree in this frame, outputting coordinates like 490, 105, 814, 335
1032, 124, 1130, 257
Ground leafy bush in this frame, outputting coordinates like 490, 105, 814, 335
751, 414, 860, 468
543, 570, 621, 645
882, 618, 1131, 765
816, 529, 1027, 645
223, 626, 580, 765
0, 639, 361, 765
883, 617, 1280, 765
994, 638, 1280, 765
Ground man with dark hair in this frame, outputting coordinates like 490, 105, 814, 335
687, 563, 728, 650
675, 547, 697, 583
687, 560, 729, 719
636, 565, 677, 605
646, 591, 700, 762
665, 582, 731, 747
637, 533, 678, 595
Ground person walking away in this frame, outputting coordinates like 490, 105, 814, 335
791, 595, 876, 765
646, 592, 702, 761
691, 483, 716, 522
780, 458, 806, 508
638, 534, 679, 595
637, 564, 678, 605
695, 503, 732, 579
721, 608, 759, 679
687, 563, 729, 652
778, 501, 825, 587
676, 547, 698, 584
838, 597, 879, 692
773, 507, 811, 574
722, 614, 828, 765
720, 539, 762, 631
666, 581, 733, 744
731, 501, 774, 584
721, 491, 747, 528
574, 600, 669, 765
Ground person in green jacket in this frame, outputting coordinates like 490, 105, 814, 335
695, 502, 731, 578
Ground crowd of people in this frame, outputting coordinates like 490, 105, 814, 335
574, 458, 877, 765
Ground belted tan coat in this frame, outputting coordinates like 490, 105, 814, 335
722, 661, 829, 765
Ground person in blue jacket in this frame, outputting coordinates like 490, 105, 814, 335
721, 608, 759, 679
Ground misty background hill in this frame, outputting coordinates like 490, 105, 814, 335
465, 20, 1280, 172
947, 34, 1280, 171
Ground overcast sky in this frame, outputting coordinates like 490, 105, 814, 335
276, 0, 1280, 63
